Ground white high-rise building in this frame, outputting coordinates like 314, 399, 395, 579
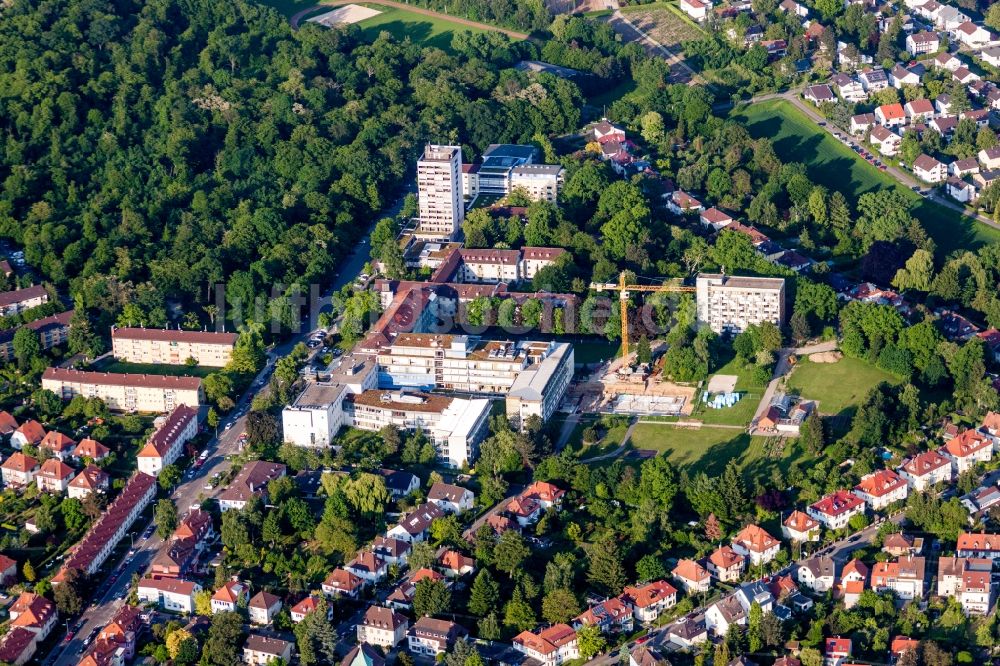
695, 273, 785, 335
417, 145, 464, 240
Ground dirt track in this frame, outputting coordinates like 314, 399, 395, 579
290, 0, 530, 39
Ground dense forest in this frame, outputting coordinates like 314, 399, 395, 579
0, 0, 584, 337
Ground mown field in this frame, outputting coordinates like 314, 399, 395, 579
734, 99, 1000, 257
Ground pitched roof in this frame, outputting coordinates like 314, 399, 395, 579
248, 591, 281, 609
514, 624, 577, 655
342, 644, 385, 666
212, 581, 246, 604
14, 420, 45, 444
137, 404, 198, 459
623, 580, 678, 608
69, 465, 109, 491
810, 490, 864, 517
2, 452, 38, 473
673, 558, 709, 582
854, 469, 906, 497
784, 510, 819, 532
112, 327, 238, 345
902, 449, 950, 476
942, 429, 991, 457
73, 438, 110, 459
43, 367, 202, 391
709, 546, 745, 569
363, 605, 408, 629
40, 430, 76, 453
914, 154, 944, 171
0, 411, 18, 435
243, 634, 292, 656
38, 458, 74, 480
427, 482, 471, 503
957, 531, 1000, 551
734, 524, 779, 552
906, 99, 933, 114
877, 103, 905, 120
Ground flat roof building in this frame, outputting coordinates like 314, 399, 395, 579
417, 145, 464, 241
695, 273, 786, 334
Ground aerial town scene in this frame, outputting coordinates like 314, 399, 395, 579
8, 0, 1000, 664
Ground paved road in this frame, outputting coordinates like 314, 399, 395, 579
289, 0, 529, 38
46, 184, 415, 666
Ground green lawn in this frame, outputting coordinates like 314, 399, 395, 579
573, 340, 621, 364
628, 423, 813, 479
693, 391, 759, 426
354, 3, 493, 50
90, 359, 216, 378
734, 99, 1000, 257
786, 356, 900, 416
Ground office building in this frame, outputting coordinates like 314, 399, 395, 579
461, 145, 564, 203
695, 273, 786, 334
417, 145, 464, 241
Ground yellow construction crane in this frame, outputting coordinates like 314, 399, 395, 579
590, 271, 696, 359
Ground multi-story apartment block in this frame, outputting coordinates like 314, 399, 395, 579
136, 578, 201, 613
853, 469, 909, 510
137, 404, 199, 476
42, 368, 203, 413
509, 164, 564, 202
937, 557, 993, 614
429, 246, 568, 284
111, 327, 238, 367
281, 354, 377, 448
0, 285, 49, 317
695, 273, 786, 334
0, 310, 72, 362
417, 145, 464, 241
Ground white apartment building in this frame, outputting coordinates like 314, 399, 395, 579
42, 368, 203, 413
281, 355, 377, 448
461, 144, 563, 204
872, 556, 925, 600
345, 390, 491, 468
509, 165, 564, 202
853, 469, 908, 510
357, 606, 409, 647
136, 578, 201, 613
417, 145, 464, 241
111, 327, 238, 367
899, 450, 954, 491
695, 274, 786, 334
506, 342, 574, 426
513, 624, 579, 666
938, 557, 994, 614
137, 404, 199, 476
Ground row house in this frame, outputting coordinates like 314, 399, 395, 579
137, 404, 199, 477
899, 449, 953, 490
732, 524, 781, 565
621, 580, 678, 623
942, 429, 993, 473
808, 490, 865, 530
853, 469, 908, 510
54, 472, 156, 580
937, 557, 993, 614
871, 556, 925, 600
782, 510, 820, 542
956, 532, 1000, 559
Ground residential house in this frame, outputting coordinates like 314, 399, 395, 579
936, 94, 957, 115
438, 550, 475, 578
628, 645, 670, 666
371, 536, 411, 567
808, 490, 865, 530
290, 596, 319, 623
136, 578, 200, 613
732, 524, 781, 565
345, 551, 389, 584
211, 581, 249, 614
680, 0, 710, 21
387, 568, 445, 610
39, 431, 76, 461
953, 66, 981, 85
871, 556, 926, 599
803, 84, 836, 105
875, 103, 906, 128
247, 591, 282, 625
707, 546, 746, 582
699, 207, 735, 230
782, 510, 820, 542
942, 429, 993, 473
705, 595, 746, 636
841, 559, 869, 587
955, 21, 997, 49
622, 580, 678, 623
667, 190, 704, 215
408, 618, 468, 658
860, 69, 890, 92
929, 115, 959, 135
672, 559, 711, 594
981, 45, 1000, 66
322, 569, 364, 599
892, 66, 921, 88
899, 449, 953, 490
0, 592, 57, 666
357, 605, 409, 647
506, 481, 565, 526
852, 469, 908, 510
735, 580, 774, 614
869, 126, 902, 156
937, 557, 993, 614
0, 411, 17, 437
779, 0, 808, 16
951, 157, 980, 176
665, 616, 708, 648
72, 438, 110, 463
380, 469, 420, 498
913, 154, 947, 182
1, 453, 38, 488
427, 482, 474, 514
573, 597, 634, 633
11, 420, 45, 449
242, 634, 293, 666
825, 637, 852, 666
796, 556, 836, 592
831, 74, 866, 102
0, 554, 16, 586
904, 98, 934, 121
980, 146, 1000, 169
67, 465, 110, 500
850, 113, 877, 135
934, 5, 969, 31
386, 502, 445, 542
956, 532, 1000, 559
907, 31, 940, 55
883, 533, 924, 557
217, 461, 286, 512
36, 459, 74, 494
961, 108, 990, 128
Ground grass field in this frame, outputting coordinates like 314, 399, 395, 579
91, 359, 216, 378
619, 2, 704, 51
628, 423, 812, 479
734, 99, 1000, 257
353, 3, 493, 48
786, 356, 900, 415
